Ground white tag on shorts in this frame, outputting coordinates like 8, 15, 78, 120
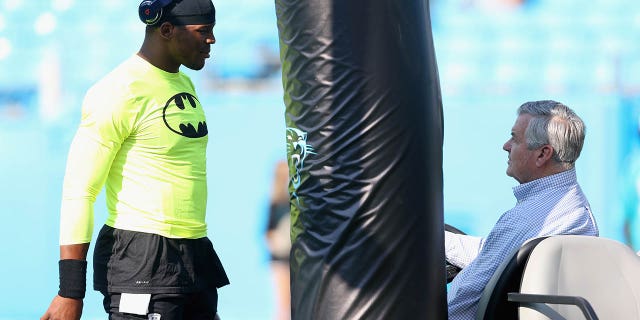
119, 293, 151, 315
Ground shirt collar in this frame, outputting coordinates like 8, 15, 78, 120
513, 168, 578, 201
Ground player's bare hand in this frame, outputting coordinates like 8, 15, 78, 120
41, 295, 83, 320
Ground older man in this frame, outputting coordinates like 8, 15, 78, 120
446, 100, 599, 319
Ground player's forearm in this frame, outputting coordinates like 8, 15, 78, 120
60, 243, 90, 260
58, 243, 90, 300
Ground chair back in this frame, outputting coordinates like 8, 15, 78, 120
475, 237, 548, 320
519, 236, 640, 320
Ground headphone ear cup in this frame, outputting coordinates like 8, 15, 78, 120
139, 0, 162, 25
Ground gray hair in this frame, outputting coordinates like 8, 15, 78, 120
517, 100, 586, 168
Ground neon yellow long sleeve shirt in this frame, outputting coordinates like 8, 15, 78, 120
60, 55, 209, 244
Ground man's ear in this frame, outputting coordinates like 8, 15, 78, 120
159, 22, 174, 39
536, 145, 554, 167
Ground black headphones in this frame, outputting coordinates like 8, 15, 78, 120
138, 0, 174, 25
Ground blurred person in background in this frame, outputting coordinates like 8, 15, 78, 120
264, 160, 292, 320
41, 0, 229, 319
445, 100, 599, 319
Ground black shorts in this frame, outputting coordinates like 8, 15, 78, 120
93, 225, 230, 294
101, 290, 219, 319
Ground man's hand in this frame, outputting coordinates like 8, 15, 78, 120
41, 295, 83, 320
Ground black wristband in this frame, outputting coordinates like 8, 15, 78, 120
58, 259, 87, 299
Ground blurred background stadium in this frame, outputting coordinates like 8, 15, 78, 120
1, 0, 639, 319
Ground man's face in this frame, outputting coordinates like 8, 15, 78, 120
503, 114, 539, 184
170, 24, 215, 70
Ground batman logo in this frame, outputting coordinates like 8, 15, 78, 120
162, 92, 208, 138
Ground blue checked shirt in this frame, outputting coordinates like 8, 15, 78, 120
446, 168, 599, 319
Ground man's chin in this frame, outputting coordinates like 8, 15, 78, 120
185, 65, 205, 71
184, 61, 206, 71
